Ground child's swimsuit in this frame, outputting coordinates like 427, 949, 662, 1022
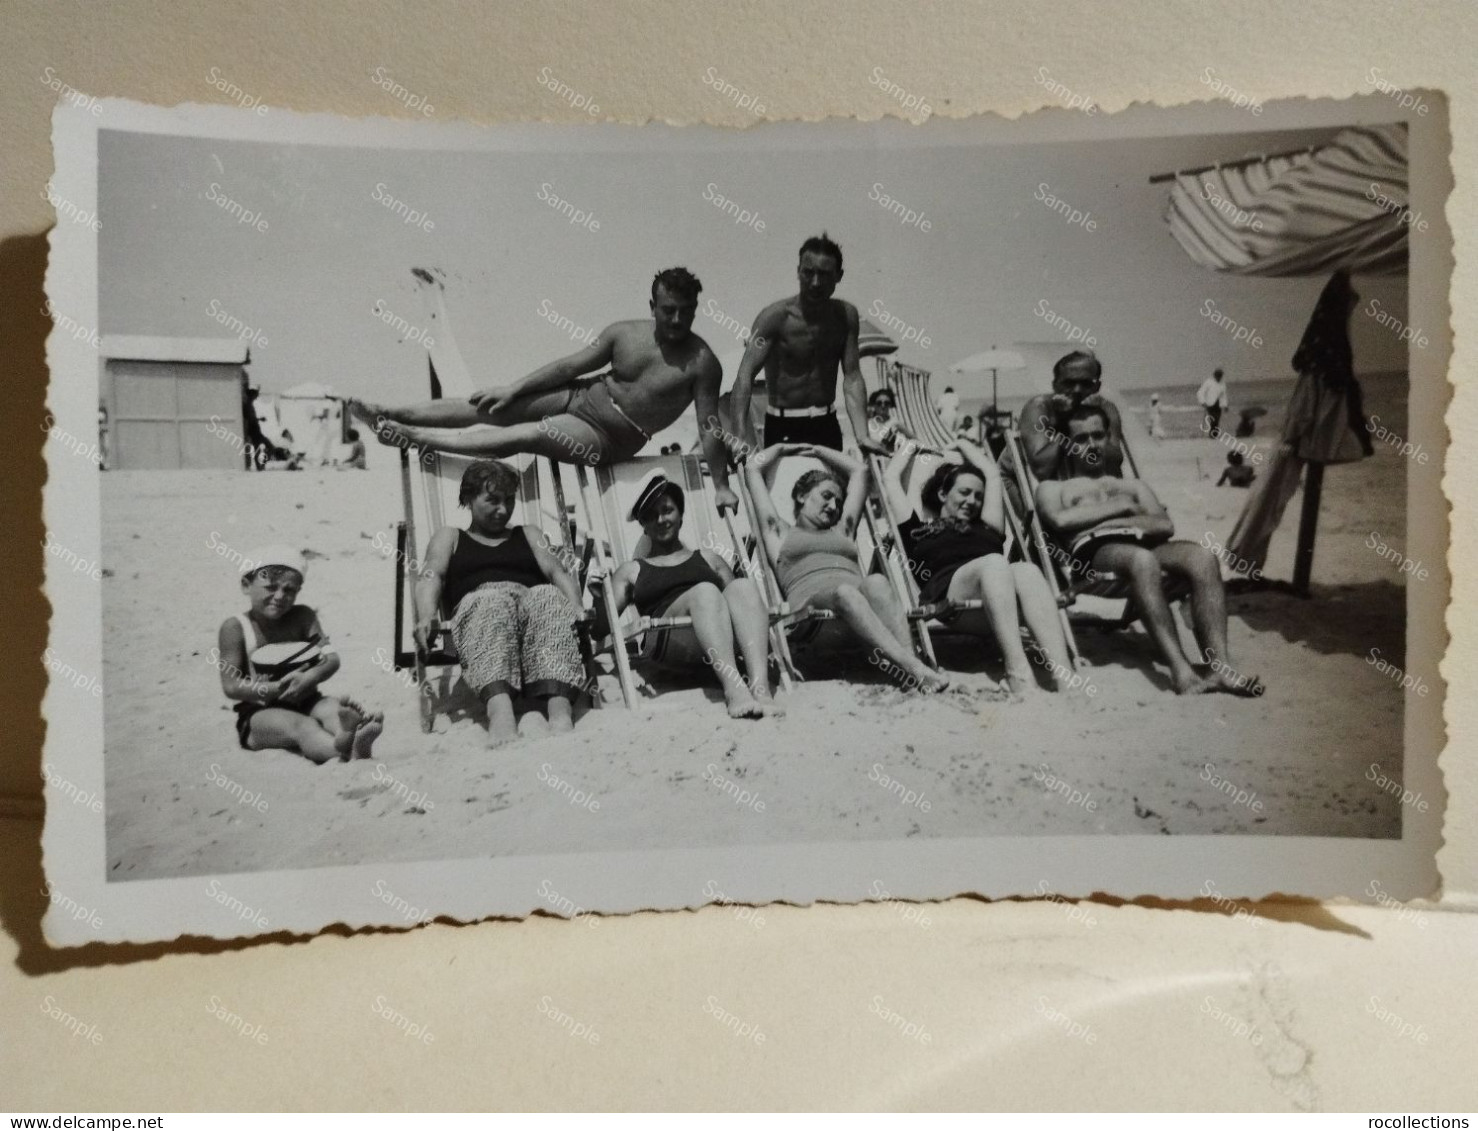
561, 376, 651, 465
230, 611, 326, 750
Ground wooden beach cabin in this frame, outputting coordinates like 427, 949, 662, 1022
98, 335, 250, 469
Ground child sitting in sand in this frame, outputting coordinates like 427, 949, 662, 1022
1216, 450, 1256, 488
216, 545, 382, 764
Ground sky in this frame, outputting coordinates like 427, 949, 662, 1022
99, 116, 1410, 412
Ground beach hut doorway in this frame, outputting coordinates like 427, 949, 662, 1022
98, 335, 250, 470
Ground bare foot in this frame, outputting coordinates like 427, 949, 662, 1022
351, 712, 384, 759
1209, 667, 1265, 698
519, 711, 550, 739
487, 721, 520, 749
1172, 671, 1218, 695
725, 690, 766, 720
1006, 669, 1039, 698
547, 696, 575, 733
334, 700, 365, 759
753, 692, 786, 718
910, 666, 950, 694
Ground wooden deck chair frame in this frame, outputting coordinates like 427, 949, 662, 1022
392, 446, 597, 732
573, 453, 797, 709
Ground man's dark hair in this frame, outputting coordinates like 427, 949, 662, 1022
1227, 450, 1244, 466
1214, 368, 1225, 379
1053, 350, 1102, 383
652, 267, 702, 304
1065, 403, 1109, 434
798, 232, 843, 273
458, 459, 520, 507
346, 428, 360, 442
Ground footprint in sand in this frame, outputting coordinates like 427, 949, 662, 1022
337, 784, 388, 802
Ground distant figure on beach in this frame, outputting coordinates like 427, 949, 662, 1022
955, 414, 976, 442
1234, 408, 1257, 439
999, 350, 1125, 513
745, 443, 947, 692
865, 388, 914, 454
351, 267, 739, 511
1217, 451, 1256, 488
603, 471, 779, 719
730, 234, 876, 456
415, 460, 588, 747
935, 385, 961, 433
884, 437, 1075, 696
1197, 368, 1230, 438
339, 428, 367, 469
216, 547, 383, 763
1148, 394, 1165, 440
1035, 405, 1260, 697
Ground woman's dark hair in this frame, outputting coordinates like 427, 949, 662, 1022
867, 389, 895, 409
791, 468, 845, 519
458, 460, 519, 507
635, 479, 685, 525
919, 462, 985, 515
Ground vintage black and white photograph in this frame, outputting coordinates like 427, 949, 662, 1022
40, 92, 1445, 944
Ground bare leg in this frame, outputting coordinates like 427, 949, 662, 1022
1092, 543, 1210, 694
482, 689, 520, 748
665, 583, 763, 719
1008, 560, 1075, 688
949, 556, 1036, 694
722, 577, 779, 712
1153, 542, 1260, 695
809, 582, 947, 691
350, 387, 575, 430
860, 574, 914, 650
245, 707, 346, 765
368, 414, 612, 464
546, 694, 574, 732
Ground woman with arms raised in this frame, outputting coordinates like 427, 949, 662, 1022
745, 443, 946, 693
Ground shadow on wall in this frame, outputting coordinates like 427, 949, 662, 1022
0, 231, 52, 805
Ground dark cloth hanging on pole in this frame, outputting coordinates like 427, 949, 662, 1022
1227, 270, 1372, 587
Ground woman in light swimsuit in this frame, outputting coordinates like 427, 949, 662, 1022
745, 443, 946, 692
883, 437, 1074, 695
605, 474, 779, 719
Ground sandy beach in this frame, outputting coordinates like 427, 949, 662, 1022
101, 374, 1411, 881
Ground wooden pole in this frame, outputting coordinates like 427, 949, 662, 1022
1292, 461, 1324, 597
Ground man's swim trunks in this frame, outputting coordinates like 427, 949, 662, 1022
763, 405, 844, 450
563, 378, 651, 464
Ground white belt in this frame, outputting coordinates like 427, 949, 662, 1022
766, 403, 835, 418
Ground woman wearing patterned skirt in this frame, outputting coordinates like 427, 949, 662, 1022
417, 460, 586, 747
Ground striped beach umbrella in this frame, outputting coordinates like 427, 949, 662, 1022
1159, 123, 1410, 277
857, 317, 900, 357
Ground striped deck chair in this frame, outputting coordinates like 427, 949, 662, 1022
865, 451, 1048, 669
877, 357, 956, 451
392, 446, 595, 732
390, 268, 595, 730
731, 460, 847, 663
574, 452, 796, 709
1003, 427, 1190, 642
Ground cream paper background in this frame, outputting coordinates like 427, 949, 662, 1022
1, 0, 1473, 1110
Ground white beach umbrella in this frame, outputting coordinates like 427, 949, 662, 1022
949, 347, 1027, 421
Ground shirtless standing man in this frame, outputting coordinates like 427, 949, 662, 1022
1035, 404, 1259, 697
352, 267, 738, 510
728, 234, 880, 458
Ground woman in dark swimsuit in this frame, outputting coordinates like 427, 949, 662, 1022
883, 438, 1074, 695
606, 473, 779, 719
418, 460, 587, 747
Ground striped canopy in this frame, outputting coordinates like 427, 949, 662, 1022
1164, 123, 1409, 276
857, 316, 899, 357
